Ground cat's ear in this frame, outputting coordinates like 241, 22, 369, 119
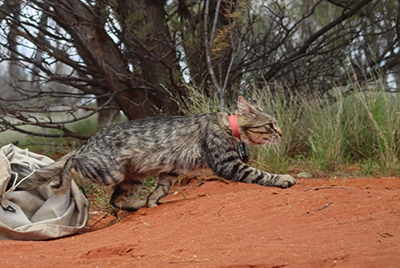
250, 100, 262, 110
237, 96, 257, 117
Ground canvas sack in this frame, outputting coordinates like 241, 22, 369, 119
0, 144, 89, 240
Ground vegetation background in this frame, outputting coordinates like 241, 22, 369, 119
0, 0, 399, 178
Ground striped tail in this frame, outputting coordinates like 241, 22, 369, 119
12, 153, 72, 195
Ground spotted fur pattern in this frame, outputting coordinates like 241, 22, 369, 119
14, 96, 296, 210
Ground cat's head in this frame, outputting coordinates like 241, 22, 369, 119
236, 96, 283, 146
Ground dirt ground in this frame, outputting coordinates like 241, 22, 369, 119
1, 176, 400, 268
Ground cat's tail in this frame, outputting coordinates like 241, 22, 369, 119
10, 152, 74, 195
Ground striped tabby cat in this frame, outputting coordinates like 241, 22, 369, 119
13, 96, 296, 211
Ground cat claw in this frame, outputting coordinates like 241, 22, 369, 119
146, 202, 158, 208
274, 175, 296, 188
110, 199, 146, 211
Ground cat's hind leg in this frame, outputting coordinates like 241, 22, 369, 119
110, 178, 146, 211
146, 173, 178, 208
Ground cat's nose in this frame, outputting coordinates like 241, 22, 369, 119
276, 127, 283, 137
274, 124, 283, 137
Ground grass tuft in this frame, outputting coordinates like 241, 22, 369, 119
182, 78, 400, 178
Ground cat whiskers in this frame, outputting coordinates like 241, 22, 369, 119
263, 138, 278, 146
262, 138, 282, 155
262, 135, 282, 146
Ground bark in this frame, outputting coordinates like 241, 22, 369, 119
96, 97, 121, 130
46, 0, 180, 120
5, 0, 22, 88
117, 0, 183, 115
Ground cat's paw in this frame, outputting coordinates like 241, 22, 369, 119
110, 199, 146, 211
274, 175, 296, 188
146, 200, 158, 208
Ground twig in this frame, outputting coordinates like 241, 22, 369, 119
304, 186, 356, 191
204, 0, 225, 107
204, 177, 231, 184
215, 206, 225, 217
169, 259, 210, 263
334, 216, 342, 225
85, 212, 112, 229
196, 177, 231, 187
378, 232, 393, 238
316, 202, 332, 211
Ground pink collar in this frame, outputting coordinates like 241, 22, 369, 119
229, 114, 240, 139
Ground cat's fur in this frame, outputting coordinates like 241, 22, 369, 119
13, 96, 296, 210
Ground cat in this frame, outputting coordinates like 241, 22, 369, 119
12, 96, 296, 211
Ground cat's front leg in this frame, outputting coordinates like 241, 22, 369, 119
232, 164, 296, 188
209, 153, 296, 188
257, 173, 296, 188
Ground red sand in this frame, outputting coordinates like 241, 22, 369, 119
1, 177, 400, 267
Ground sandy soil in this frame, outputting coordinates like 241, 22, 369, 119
1, 176, 400, 267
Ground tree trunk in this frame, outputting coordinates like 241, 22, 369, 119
7, 0, 22, 89
49, 0, 180, 120
117, 0, 183, 115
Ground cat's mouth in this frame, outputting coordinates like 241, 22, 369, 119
263, 137, 281, 145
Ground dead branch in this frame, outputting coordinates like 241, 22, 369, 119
304, 186, 356, 191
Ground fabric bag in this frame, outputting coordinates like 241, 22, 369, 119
0, 144, 89, 240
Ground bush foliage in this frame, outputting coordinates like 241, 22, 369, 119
181, 79, 400, 177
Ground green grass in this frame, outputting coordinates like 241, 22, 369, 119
180, 79, 400, 178
3, 76, 399, 216
261, 84, 399, 177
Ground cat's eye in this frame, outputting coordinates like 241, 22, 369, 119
248, 122, 275, 129
266, 123, 274, 130
248, 127, 273, 134
247, 122, 276, 134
